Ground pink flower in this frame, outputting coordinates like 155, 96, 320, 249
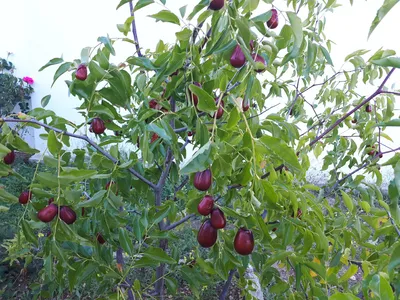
23, 77, 34, 85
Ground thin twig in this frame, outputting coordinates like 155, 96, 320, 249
164, 213, 196, 231
384, 208, 400, 237
309, 68, 396, 147
219, 269, 236, 300
129, 1, 143, 57
1, 118, 156, 188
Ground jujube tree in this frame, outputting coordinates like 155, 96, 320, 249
1, 0, 400, 299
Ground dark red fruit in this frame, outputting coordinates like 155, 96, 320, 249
272, 227, 277, 232
379, 153, 383, 158
149, 99, 158, 109
351, 119, 357, 124
234, 227, 254, 255
213, 99, 224, 119
19, 191, 32, 205
188, 131, 194, 137
291, 208, 303, 219
210, 208, 226, 229
197, 195, 214, 216
267, 9, 278, 29
37, 204, 58, 223
91, 118, 106, 134
97, 233, 106, 244
105, 181, 118, 195
82, 207, 85, 216
171, 70, 179, 76
59, 206, 77, 224
366, 105, 372, 113
76, 64, 88, 81
189, 82, 202, 108
197, 219, 218, 248
242, 98, 250, 112
193, 169, 212, 191
368, 145, 376, 156
3, 150, 15, 165
252, 53, 267, 73
209, 0, 224, 10
48, 198, 54, 204
150, 133, 159, 143
230, 45, 246, 68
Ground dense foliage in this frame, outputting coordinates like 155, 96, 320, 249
0, 57, 33, 116
1, 0, 400, 299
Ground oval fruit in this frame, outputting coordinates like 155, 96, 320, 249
19, 191, 32, 205
197, 195, 214, 216
197, 219, 218, 248
209, 0, 224, 10
91, 118, 106, 134
59, 206, 77, 224
234, 227, 254, 255
37, 204, 58, 223
3, 150, 15, 165
212, 99, 224, 119
267, 9, 278, 29
210, 208, 226, 229
76, 64, 88, 81
242, 98, 250, 112
193, 169, 212, 191
97, 233, 106, 244
366, 104, 372, 113
252, 53, 267, 73
230, 45, 246, 68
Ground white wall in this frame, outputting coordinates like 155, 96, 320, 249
1, 0, 399, 186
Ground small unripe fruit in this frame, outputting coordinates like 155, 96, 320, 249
234, 227, 254, 255
91, 118, 106, 134
193, 169, 212, 191
197, 219, 218, 248
3, 150, 15, 165
76, 64, 88, 81
59, 206, 77, 224
197, 195, 214, 216
252, 53, 267, 73
37, 204, 58, 223
19, 191, 32, 205
210, 208, 226, 229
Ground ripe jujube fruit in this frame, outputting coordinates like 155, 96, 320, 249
210, 208, 226, 229
193, 169, 212, 191
76, 64, 88, 81
150, 133, 159, 143
197, 219, 218, 248
352, 119, 357, 124
149, 99, 158, 109
91, 118, 106, 134
209, 0, 224, 10
242, 99, 250, 112
37, 204, 58, 223
230, 45, 246, 68
3, 150, 15, 165
197, 195, 214, 216
19, 191, 32, 205
366, 105, 372, 113
213, 99, 224, 119
97, 233, 106, 244
234, 227, 254, 255
267, 9, 278, 29
189, 82, 202, 108
252, 53, 267, 73
59, 206, 77, 224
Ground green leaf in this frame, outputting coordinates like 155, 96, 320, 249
0, 189, 19, 203
98, 36, 116, 56
329, 293, 360, 300
119, 228, 134, 255
368, 0, 400, 38
180, 141, 213, 175
88, 61, 109, 81
142, 247, 177, 264
179, 5, 187, 17
48, 130, 62, 156
259, 136, 302, 172
388, 244, 400, 274
89, 105, 115, 119
22, 220, 38, 247
338, 264, 358, 282
134, 0, 154, 11
341, 191, 354, 213
149, 10, 180, 25
372, 56, 400, 68
52, 62, 71, 87
376, 118, 400, 126
59, 169, 98, 182
188, 84, 217, 113
251, 11, 272, 23
39, 57, 64, 72
76, 190, 107, 208
281, 12, 303, 64
0, 144, 11, 154
41, 95, 51, 108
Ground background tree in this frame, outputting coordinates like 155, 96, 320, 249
1, 0, 400, 299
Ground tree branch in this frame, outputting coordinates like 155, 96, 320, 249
309, 68, 396, 147
384, 207, 400, 237
116, 248, 135, 300
164, 213, 196, 231
1, 118, 156, 189
129, 1, 143, 57
219, 269, 236, 300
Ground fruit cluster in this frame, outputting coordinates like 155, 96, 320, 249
194, 169, 254, 255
